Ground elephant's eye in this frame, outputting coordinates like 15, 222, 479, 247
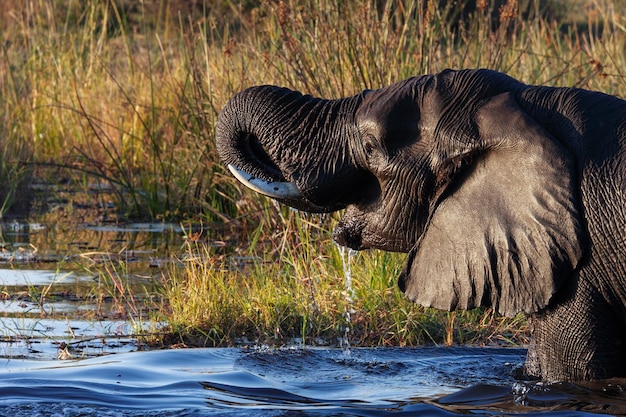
363, 134, 379, 156
362, 136, 388, 170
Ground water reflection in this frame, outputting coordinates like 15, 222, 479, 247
0, 216, 186, 361
0, 219, 186, 264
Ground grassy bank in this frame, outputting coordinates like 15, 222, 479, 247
1, 0, 625, 347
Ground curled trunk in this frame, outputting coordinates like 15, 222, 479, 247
215, 85, 366, 212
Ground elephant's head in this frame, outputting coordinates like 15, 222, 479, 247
216, 69, 586, 318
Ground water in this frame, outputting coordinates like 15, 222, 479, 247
0, 218, 182, 359
1, 346, 625, 416
337, 245, 357, 353
3, 218, 626, 415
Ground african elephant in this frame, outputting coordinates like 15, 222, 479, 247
215, 69, 626, 382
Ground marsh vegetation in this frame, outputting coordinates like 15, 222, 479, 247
1, 0, 625, 351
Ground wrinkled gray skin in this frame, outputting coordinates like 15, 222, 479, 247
215, 69, 626, 381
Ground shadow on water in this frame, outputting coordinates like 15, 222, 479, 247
1, 346, 626, 416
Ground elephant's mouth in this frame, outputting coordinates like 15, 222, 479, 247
333, 222, 414, 252
333, 206, 415, 253
332, 216, 365, 250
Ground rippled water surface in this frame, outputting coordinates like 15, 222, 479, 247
3, 218, 626, 416
2, 346, 626, 416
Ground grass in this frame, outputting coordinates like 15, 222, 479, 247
1, 0, 625, 348
163, 207, 529, 348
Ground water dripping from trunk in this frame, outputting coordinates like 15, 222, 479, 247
337, 244, 357, 356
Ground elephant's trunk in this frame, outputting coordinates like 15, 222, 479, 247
215, 85, 366, 212
216, 86, 304, 183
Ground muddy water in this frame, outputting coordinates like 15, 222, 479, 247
2, 218, 626, 415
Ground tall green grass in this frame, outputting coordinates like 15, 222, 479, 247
1, 0, 625, 346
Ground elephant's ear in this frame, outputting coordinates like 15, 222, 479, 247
399, 92, 587, 317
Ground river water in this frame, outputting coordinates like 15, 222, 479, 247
2, 346, 626, 416
2, 218, 626, 416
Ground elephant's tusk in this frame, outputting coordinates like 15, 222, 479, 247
227, 164, 303, 200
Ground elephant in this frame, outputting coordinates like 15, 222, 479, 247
215, 68, 626, 382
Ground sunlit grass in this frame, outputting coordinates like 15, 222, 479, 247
163, 210, 529, 347
1, 1, 624, 219
1, 0, 624, 347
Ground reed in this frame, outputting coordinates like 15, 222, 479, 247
1, 1, 624, 219
1, 0, 624, 346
